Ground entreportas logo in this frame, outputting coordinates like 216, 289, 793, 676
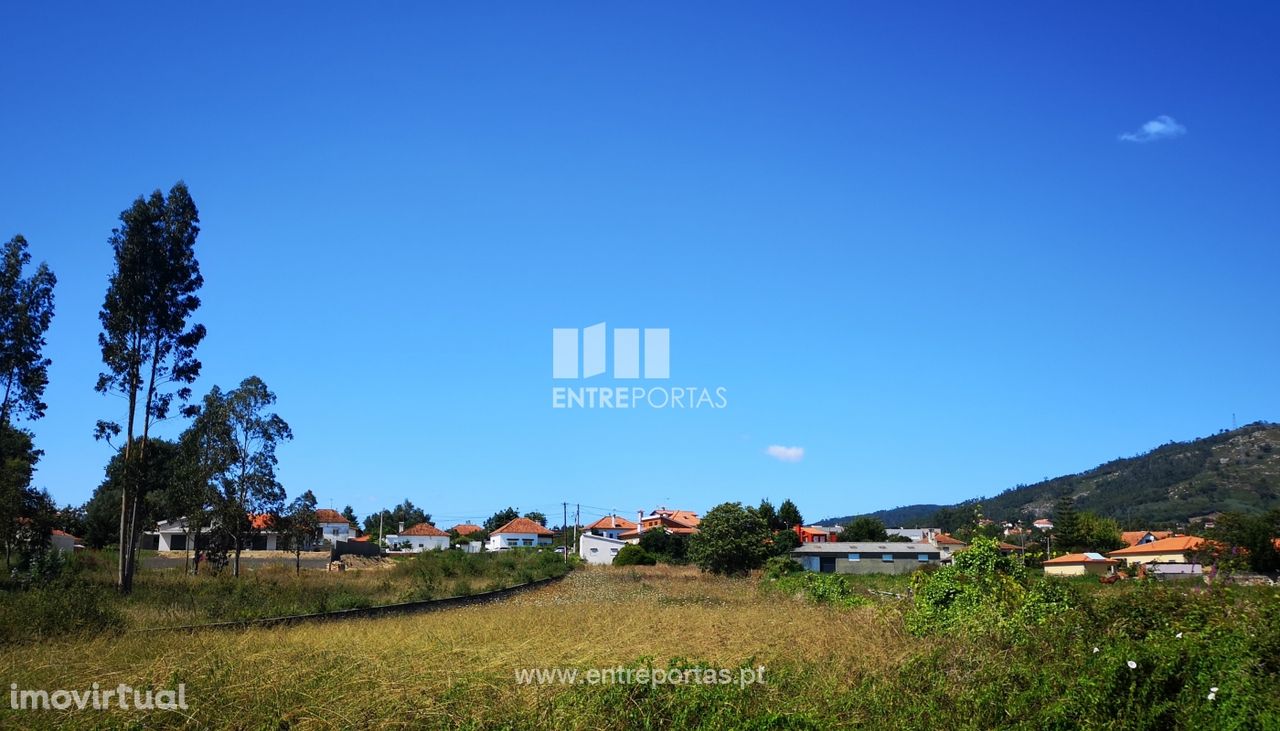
551, 323, 726, 409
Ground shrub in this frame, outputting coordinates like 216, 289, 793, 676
762, 556, 803, 580
613, 545, 657, 566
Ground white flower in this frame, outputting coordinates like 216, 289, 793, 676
1092, 647, 1100, 653
1207, 692, 1216, 701
1127, 660, 1137, 669
1210, 687, 1219, 692
1175, 632, 1183, 638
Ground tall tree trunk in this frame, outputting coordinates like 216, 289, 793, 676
117, 376, 138, 593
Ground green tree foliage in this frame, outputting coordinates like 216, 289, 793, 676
1071, 512, 1125, 553
638, 527, 689, 563
281, 490, 319, 575
210, 377, 292, 576
523, 511, 548, 527
612, 544, 657, 566
1205, 510, 1280, 573
777, 499, 803, 529
341, 505, 358, 529
756, 499, 782, 531
94, 182, 205, 593
907, 536, 1029, 635
1050, 497, 1080, 552
838, 516, 889, 542
688, 502, 771, 576
0, 234, 56, 427
82, 438, 182, 550
769, 526, 801, 555
483, 507, 520, 532
364, 500, 430, 538
0, 424, 55, 568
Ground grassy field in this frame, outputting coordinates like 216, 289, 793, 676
2, 563, 1277, 729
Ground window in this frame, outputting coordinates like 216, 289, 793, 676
589, 548, 598, 553
847, 553, 860, 561
881, 554, 894, 562
917, 554, 928, 562
522, 539, 533, 546
506, 539, 517, 547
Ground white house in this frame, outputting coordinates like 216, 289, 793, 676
487, 517, 554, 550
579, 532, 626, 565
143, 514, 284, 551
387, 522, 450, 552
314, 509, 356, 545
584, 514, 637, 541
51, 529, 81, 552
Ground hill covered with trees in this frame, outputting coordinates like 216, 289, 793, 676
822, 422, 1280, 528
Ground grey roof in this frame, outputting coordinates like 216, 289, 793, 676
791, 541, 937, 554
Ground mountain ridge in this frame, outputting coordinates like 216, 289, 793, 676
819, 422, 1280, 528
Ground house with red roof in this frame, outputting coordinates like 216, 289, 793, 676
450, 523, 484, 537
794, 525, 840, 543
386, 522, 450, 552
619, 507, 700, 540
1119, 530, 1173, 548
585, 515, 637, 541
314, 508, 356, 545
51, 529, 81, 552
487, 517, 554, 551
1106, 535, 1204, 566
1043, 552, 1119, 577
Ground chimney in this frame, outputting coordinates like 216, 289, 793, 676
398, 522, 405, 534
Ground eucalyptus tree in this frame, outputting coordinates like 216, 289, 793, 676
95, 182, 206, 593
176, 386, 238, 574
217, 376, 292, 577
0, 234, 57, 429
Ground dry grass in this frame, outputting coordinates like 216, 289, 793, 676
0, 565, 916, 729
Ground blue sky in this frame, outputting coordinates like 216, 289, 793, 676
2, 2, 1278, 526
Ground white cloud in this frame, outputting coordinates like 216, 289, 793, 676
765, 445, 804, 462
1119, 115, 1187, 143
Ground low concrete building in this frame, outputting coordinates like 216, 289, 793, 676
790, 542, 941, 574
1043, 552, 1119, 577
579, 532, 626, 565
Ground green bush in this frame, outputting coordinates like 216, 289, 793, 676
0, 578, 124, 645
613, 545, 658, 566
762, 556, 803, 580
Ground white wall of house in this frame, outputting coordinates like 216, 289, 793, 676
487, 532, 551, 551
319, 521, 353, 545
390, 534, 449, 552
51, 532, 77, 552
580, 533, 625, 565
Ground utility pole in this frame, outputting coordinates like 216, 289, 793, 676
379, 513, 384, 549
573, 504, 580, 557
563, 502, 569, 563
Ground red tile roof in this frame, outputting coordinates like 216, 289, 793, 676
1044, 553, 1119, 565
52, 529, 80, 540
491, 517, 554, 536
934, 533, 967, 546
249, 514, 276, 530
450, 523, 484, 536
400, 522, 449, 537
315, 509, 351, 525
1120, 530, 1173, 547
1107, 535, 1204, 556
586, 515, 637, 531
